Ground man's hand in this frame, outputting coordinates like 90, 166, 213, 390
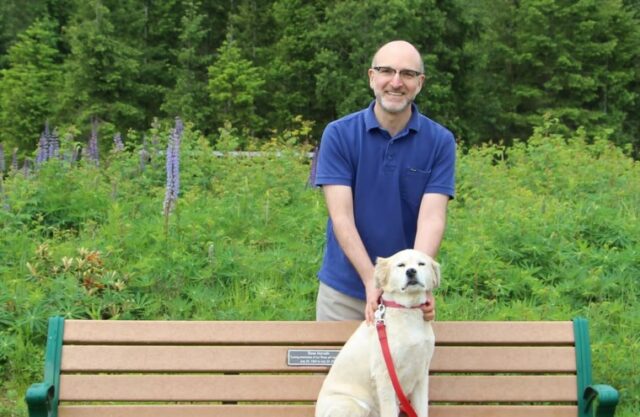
421, 293, 436, 321
365, 281, 382, 325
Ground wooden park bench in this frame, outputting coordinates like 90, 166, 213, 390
26, 317, 618, 417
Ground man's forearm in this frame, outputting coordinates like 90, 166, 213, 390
414, 193, 449, 258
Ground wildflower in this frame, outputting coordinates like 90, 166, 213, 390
163, 117, 184, 216
113, 132, 124, 152
48, 128, 60, 160
36, 130, 48, 165
88, 117, 100, 165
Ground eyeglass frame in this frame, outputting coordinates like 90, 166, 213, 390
371, 66, 423, 81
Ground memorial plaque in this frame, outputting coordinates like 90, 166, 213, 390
287, 349, 340, 367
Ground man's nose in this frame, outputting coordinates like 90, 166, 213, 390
389, 72, 404, 86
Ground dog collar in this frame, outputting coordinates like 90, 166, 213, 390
379, 297, 428, 310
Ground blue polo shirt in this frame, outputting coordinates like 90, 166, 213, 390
314, 101, 456, 300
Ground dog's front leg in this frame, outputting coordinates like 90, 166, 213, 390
410, 372, 429, 417
374, 377, 400, 417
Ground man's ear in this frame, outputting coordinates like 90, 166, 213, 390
430, 260, 441, 288
374, 257, 389, 289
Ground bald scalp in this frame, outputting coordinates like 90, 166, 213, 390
371, 40, 424, 73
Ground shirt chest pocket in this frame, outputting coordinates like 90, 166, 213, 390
400, 168, 431, 208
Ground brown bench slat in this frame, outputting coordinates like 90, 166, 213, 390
59, 405, 315, 417
59, 375, 577, 402
432, 405, 577, 417
62, 320, 575, 345
59, 404, 577, 417
433, 321, 575, 345
62, 320, 360, 345
61, 345, 576, 373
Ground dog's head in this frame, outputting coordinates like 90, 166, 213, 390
374, 249, 441, 295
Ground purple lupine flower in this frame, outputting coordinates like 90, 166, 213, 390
113, 132, 124, 152
306, 146, 319, 188
88, 118, 100, 165
48, 128, 60, 160
163, 117, 184, 216
36, 129, 48, 165
0, 143, 5, 173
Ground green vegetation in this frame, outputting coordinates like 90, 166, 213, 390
0, 0, 639, 157
0, 122, 638, 416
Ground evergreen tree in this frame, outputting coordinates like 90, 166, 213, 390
467, 0, 640, 148
0, 18, 63, 153
207, 38, 266, 134
61, 0, 144, 131
264, 0, 326, 131
162, 0, 213, 133
312, 0, 466, 133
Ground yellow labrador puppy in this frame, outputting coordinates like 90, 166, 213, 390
315, 249, 440, 417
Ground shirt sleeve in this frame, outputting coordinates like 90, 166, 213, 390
424, 132, 456, 199
314, 122, 354, 187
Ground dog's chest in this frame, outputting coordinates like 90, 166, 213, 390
370, 315, 433, 388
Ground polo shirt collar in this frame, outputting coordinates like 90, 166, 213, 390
364, 100, 422, 134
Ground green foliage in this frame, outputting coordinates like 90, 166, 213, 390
464, 0, 640, 150
0, 18, 63, 154
161, 0, 213, 131
207, 38, 266, 133
60, 0, 145, 131
1, 122, 639, 415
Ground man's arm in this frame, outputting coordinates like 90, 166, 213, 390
414, 193, 450, 320
322, 184, 380, 323
414, 193, 450, 258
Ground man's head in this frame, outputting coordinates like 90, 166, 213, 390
368, 40, 425, 115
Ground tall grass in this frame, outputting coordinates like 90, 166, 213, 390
0, 122, 638, 416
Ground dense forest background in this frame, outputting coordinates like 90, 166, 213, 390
1, 0, 639, 161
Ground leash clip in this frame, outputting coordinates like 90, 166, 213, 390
374, 303, 386, 324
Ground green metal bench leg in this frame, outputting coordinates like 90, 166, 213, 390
584, 384, 619, 417
25, 317, 65, 417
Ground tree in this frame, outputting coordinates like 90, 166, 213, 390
162, 0, 213, 134
466, 0, 640, 149
0, 18, 63, 153
312, 0, 468, 135
207, 38, 266, 135
60, 0, 144, 131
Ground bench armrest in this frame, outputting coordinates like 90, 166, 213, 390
25, 382, 55, 417
583, 384, 619, 417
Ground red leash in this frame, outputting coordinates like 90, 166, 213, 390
375, 299, 426, 417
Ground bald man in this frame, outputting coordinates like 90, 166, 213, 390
314, 40, 456, 323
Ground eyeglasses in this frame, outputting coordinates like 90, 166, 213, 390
372, 66, 422, 81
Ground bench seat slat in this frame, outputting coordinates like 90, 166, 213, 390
61, 345, 576, 373
62, 321, 575, 345
58, 404, 578, 417
59, 375, 577, 402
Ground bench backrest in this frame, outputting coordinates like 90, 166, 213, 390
41, 318, 594, 417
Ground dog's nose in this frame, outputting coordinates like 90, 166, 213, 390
406, 268, 417, 278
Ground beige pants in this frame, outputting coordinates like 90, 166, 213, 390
316, 282, 366, 321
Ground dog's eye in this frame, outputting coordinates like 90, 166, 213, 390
397, 263, 405, 268
418, 262, 426, 266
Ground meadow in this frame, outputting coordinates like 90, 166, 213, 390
0, 120, 638, 416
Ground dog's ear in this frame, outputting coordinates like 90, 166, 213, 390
374, 257, 389, 289
430, 260, 441, 288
